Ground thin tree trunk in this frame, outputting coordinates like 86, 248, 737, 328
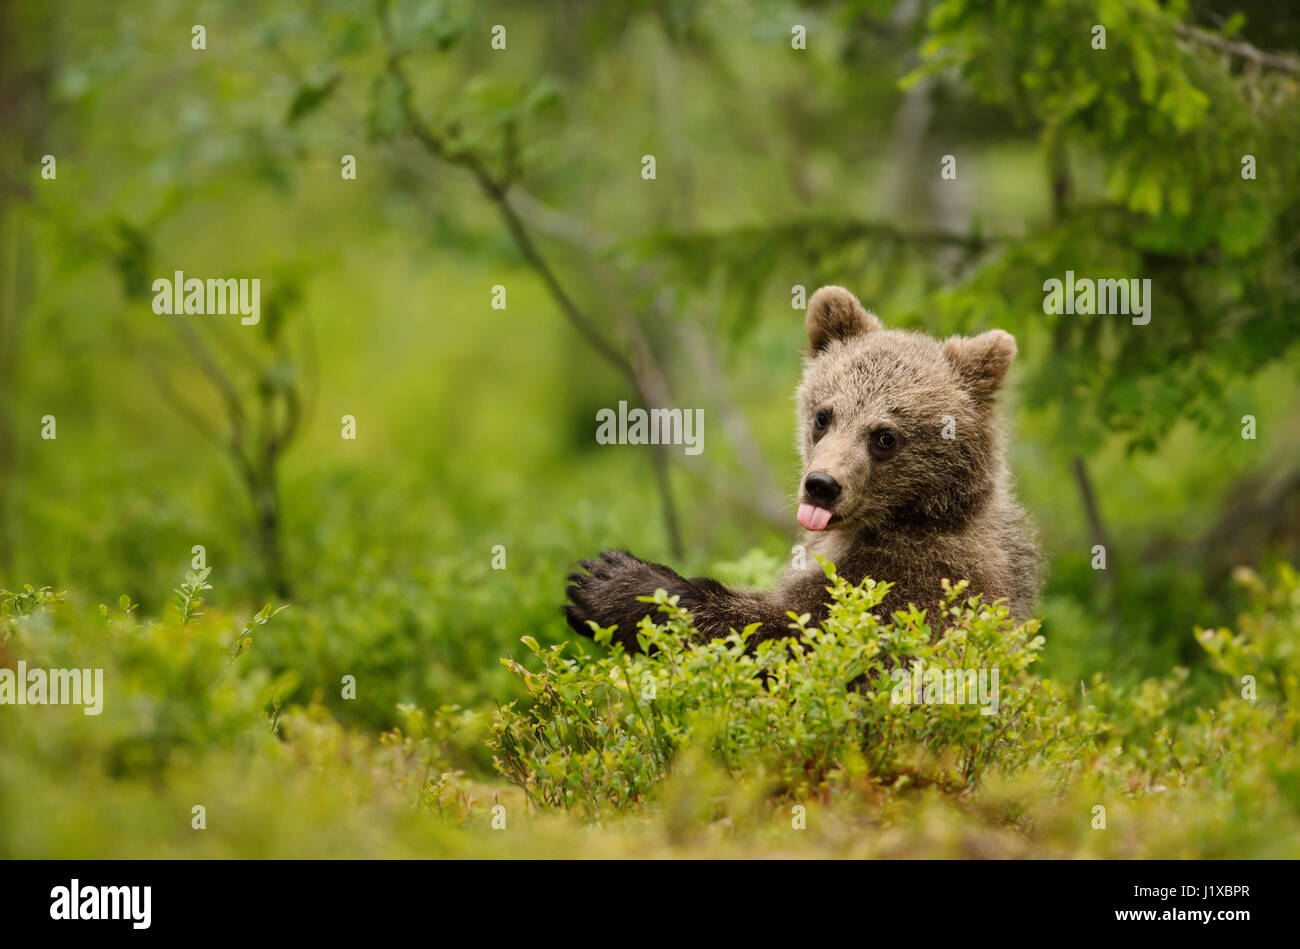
1071, 455, 1114, 577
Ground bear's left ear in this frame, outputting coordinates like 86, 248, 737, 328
805, 286, 882, 353
943, 329, 1017, 402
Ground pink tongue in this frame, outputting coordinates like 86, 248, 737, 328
797, 503, 833, 531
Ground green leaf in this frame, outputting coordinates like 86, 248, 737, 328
367, 72, 409, 143
286, 71, 341, 126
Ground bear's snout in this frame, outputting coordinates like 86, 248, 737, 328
803, 470, 842, 507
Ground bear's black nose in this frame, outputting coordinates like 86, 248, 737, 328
803, 471, 841, 506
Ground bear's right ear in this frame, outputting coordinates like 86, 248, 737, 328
805, 286, 881, 354
943, 329, 1017, 402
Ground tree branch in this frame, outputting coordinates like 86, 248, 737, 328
377, 0, 689, 554
1174, 22, 1300, 76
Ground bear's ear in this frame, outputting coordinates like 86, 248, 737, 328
805, 286, 881, 354
942, 329, 1017, 402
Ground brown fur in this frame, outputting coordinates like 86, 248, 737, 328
565, 286, 1040, 651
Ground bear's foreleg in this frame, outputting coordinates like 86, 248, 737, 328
564, 550, 789, 651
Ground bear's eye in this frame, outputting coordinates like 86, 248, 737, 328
871, 427, 901, 456
813, 408, 832, 432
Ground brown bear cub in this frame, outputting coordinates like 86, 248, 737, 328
565, 286, 1040, 650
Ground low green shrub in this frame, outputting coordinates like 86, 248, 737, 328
489, 562, 1098, 814
2, 561, 1298, 857
488, 561, 1300, 857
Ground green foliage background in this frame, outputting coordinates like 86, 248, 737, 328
1, 0, 1298, 857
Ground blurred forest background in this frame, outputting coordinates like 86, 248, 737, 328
1, 0, 1299, 857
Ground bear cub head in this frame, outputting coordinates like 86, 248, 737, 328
795, 285, 1017, 535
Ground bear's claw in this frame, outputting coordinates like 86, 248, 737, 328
562, 550, 669, 643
